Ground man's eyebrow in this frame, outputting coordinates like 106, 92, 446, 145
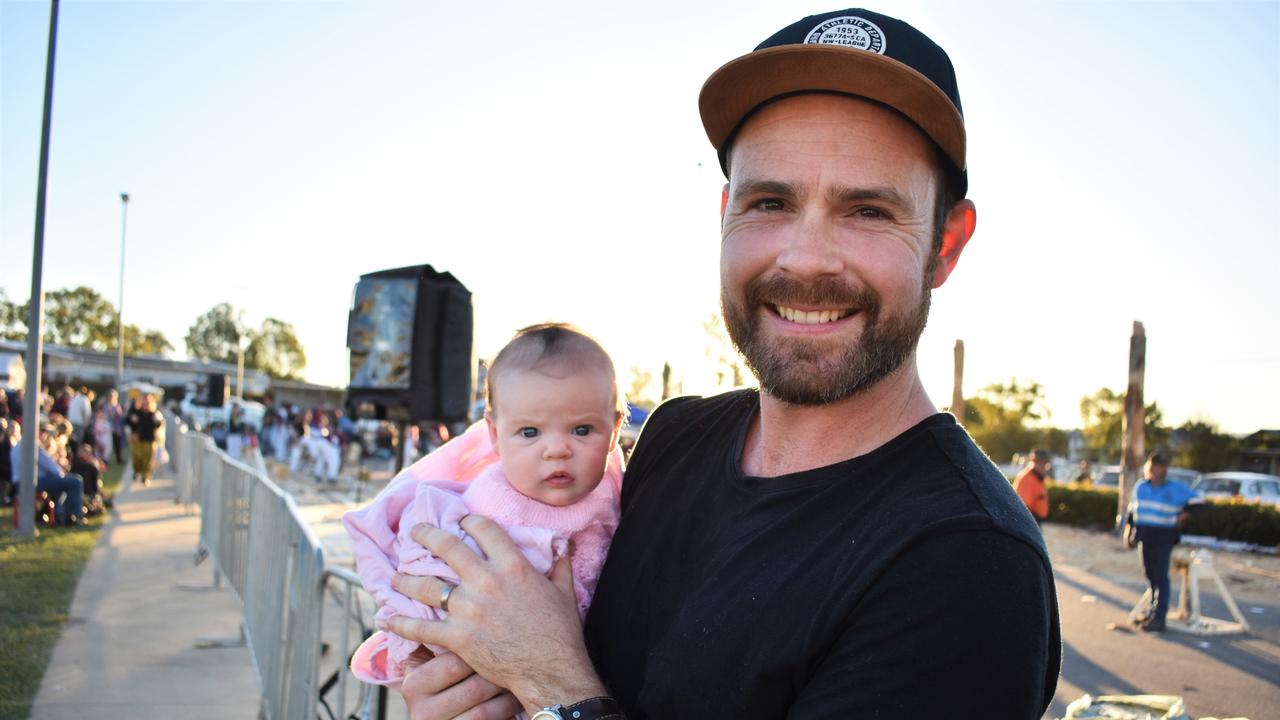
730, 179, 799, 203
830, 186, 916, 209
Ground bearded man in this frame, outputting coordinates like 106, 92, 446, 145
387, 8, 1060, 719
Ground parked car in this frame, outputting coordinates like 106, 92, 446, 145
1092, 465, 1200, 489
1192, 471, 1280, 506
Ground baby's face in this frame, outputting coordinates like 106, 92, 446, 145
487, 367, 620, 507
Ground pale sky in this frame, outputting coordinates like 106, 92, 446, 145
2, 0, 1277, 434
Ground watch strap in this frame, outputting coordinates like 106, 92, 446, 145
560, 696, 626, 720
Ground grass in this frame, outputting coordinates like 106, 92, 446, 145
0, 461, 122, 720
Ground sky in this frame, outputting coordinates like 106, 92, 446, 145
2, 0, 1277, 435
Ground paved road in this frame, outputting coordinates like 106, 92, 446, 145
1050, 562, 1280, 719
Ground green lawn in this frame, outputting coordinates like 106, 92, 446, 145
0, 461, 122, 720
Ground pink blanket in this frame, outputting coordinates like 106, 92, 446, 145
342, 420, 624, 686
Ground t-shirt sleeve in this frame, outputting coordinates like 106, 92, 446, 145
787, 530, 1059, 719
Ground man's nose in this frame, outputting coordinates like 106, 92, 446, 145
775, 214, 844, 278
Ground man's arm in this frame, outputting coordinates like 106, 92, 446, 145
788, 530, 1060, 718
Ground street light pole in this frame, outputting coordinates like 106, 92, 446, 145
116, 191, 129, 387
18, 0, 61, 537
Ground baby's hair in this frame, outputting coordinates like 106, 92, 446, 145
486, 323, 625, 419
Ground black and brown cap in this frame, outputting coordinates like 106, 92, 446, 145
699, 8, 967, 193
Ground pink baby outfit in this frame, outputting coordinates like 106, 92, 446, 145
342, 421, 623, 686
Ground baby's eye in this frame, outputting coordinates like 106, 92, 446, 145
572, 425, 592, 436
520, 427, 539, 438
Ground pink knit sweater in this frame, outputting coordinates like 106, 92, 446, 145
342, 421, 624, 686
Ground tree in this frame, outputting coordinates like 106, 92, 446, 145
40, 286, 117, 350
0, 289, 25, 340
185, 303, 246, 363
1172, 419, 1237, 472
962, 378, 1056, 464
186, 305, 307, 379
1079, 387, 1167, 461
627, 365, 658, 409
703, 314, 749, 391
123, 324, 174, 358
244, 317, 306, 379
1, 285, 171, 356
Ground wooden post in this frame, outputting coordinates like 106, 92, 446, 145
661, 362, 672, 401
950, 340, 965, 423
1118, 321, 1146, 529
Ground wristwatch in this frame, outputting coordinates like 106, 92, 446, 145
530, 696, 625, 720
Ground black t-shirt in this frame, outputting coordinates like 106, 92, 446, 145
583, 390, 1060, 719
126, 408, 164, 442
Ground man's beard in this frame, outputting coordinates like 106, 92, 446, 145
721, 274, 931, 406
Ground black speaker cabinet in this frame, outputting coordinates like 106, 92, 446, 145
346, 264, 473, 423
206, 374, 228, 407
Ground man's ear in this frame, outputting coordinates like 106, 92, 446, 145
485, 415, 500, 457
931, 199, 977, 289
720, 183, 729, 219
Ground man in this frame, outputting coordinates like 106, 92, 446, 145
14, 422, 87, 525
386, 8, 1060, 718
126, 394, 164, 486
1123, 451, 1204, 632
1014, 449, 1053, 522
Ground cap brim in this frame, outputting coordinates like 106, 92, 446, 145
699, 45, 966, 173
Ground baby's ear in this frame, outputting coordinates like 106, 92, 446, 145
485, 415, 500, 457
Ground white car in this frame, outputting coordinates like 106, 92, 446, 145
1193, 471, 1280, 506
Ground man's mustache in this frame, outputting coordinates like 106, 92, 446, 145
744, 275, 880, 313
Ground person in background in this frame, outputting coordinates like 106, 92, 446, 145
1123, 451, 1205, 632
126, 394, 165, 486
1014, 449, 1052, 523
100, 389, 126, 464
1073, 459, 1093, 485
30, 421, 86, 525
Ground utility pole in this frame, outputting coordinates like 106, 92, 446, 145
950, 339, 965, 423
18, 0, 61, 537
1117, 321, 1146, 530
117, 191, 129, 386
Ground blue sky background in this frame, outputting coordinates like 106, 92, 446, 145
2, 0, 1277, 435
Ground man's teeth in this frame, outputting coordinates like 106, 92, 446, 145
776, 306, 850, 324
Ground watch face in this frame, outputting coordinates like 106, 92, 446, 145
531, 710, 563, 720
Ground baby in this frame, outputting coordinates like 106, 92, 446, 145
342, 323, 626, 687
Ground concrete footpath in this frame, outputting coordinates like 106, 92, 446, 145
30, 470, 259, 720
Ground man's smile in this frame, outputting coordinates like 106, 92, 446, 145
772, 304, 855, 325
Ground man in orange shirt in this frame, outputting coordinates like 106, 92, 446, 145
1014, 449, 1052, 522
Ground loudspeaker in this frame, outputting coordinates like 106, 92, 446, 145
206, 374, 228, 407
347, 265, 473, 423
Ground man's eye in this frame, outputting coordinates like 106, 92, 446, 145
520, 427, 539, 438
854, 207, 887, 219
755, 198, 785, 211
572, 425, 592, 436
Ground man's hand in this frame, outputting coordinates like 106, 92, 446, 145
400, 650, 521, 720
385, 515, 607, 711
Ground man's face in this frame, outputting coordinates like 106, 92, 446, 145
1033, 456, 1051, 475
1145, 460, 1168, 484
720, 94, 943, 405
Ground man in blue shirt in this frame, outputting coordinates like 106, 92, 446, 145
1124, 451, 1204, 631
10, 422, 87, 526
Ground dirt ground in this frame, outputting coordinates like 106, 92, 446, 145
1042, 523, 1280, 607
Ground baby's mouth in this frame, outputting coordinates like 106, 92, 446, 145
544, 471, 574, 487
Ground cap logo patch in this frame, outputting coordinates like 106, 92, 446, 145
804, 16, 886, 54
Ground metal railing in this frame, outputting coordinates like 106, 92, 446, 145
168, 414, 391, 719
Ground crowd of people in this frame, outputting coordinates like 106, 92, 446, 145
1, 384, 164, 525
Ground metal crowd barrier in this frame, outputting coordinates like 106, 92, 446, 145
168, 414, 391, 719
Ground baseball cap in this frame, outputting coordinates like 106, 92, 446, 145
699, 8, 966, 192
